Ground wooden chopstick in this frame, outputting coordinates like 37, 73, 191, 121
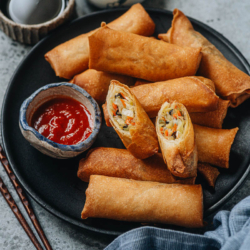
0, 176, 43, 250
0, 145, 52, 250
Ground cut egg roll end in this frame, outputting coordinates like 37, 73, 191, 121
156, 101, 197, 178
107, 80, 158, 159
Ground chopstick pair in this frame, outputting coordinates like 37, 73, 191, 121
0, 145, 52, 250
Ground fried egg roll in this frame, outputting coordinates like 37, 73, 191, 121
156, 101, 197, 178
104, 99, 228, 129
89, 26, 202, 82
198, 163, 220, 188
45, 3, 155, 79
77, 147, 195, 184
131, 76, 219, 117
193, 124, 238, 168
134, 79, 152, 86
106, 80, 158, 159
82, 175, 204, 228
69, 69, 135, 104
190, 99, 230, 128
159, 9, 250, 107
103, 76, 218, 125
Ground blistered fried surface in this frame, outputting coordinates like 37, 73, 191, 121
81, 175, 203, 228
198, 163, 220, 187
190, 99, 230, 128
45, 3, 155, 79
131, 76, 219, 117
159, 9, 250, 107
89, 26, 202, 82
78, 147, 195, 184
70, 69, 134, 104
194, 124, 239, 168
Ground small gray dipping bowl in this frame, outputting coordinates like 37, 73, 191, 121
19, 82, 101, 159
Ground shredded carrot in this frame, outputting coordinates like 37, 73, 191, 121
125, 117, 133, 124
121, 99, 126, 107
112, 110, 116, 116
112, 103, 118, 111
160, 127, 164, 134
173, 114, 177, 119
165, 130, 168, 137
172, 123, 177, 132
131, 122, 135, 126
177, 110, 182, 116
120, 92, 126, 99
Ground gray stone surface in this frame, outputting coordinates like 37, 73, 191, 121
0, 0, 250, 249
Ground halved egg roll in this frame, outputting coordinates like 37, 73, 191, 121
104, 99, 228, 129
89, 26, 202, 82
131, 76, 219, 117
193, 124, 239, 168
198, 163, 220, 188
156, 101, 197, 178
102, 76, 219, 125
69, 69, 135, 104
106, 80, 158, 159
45, 3, 155, 79
82, 175, 204, 228
77, 147, 195, 184
159, 9, 250, 107
189, 99, 230, 129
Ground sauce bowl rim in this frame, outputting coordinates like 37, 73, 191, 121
19, 82, 102, 152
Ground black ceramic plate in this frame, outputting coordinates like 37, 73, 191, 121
2, 8, 250, 235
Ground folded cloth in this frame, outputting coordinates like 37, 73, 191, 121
105, 196, 250, 250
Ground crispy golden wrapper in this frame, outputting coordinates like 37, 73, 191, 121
194, 124, 238, 168
78, 147, 195, 184
69, 69, 135, 104
130, 76, 219, 117
103, 76, 219, 125
198, 163, 220, 188
89, 26, 202, 82
45, 3, 155, 79
106, 80, 158, 159
190, 99, 230, 128
159, 9, 250, 107
81, 175, 204, 228
134, 79, 152, 86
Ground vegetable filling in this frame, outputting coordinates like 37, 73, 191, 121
111, 92, 135, 131
159, 105, 185, 140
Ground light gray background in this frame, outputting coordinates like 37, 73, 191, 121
1, 0, 250, 249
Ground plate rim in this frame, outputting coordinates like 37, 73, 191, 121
2, 7, 250, 235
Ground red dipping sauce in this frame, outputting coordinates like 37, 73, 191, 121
31, 96, 93, 145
